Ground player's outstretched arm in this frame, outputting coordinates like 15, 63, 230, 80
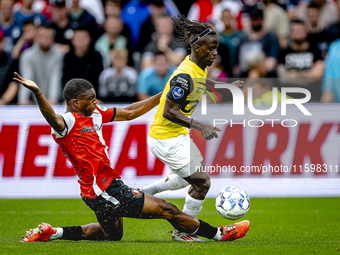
13, 72, 65, 133
114, 92, 162, 121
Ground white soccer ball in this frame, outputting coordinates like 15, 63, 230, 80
215, 186, 250, 220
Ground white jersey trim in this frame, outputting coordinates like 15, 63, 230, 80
51, 112, 76, 138
92, 111, 111, 165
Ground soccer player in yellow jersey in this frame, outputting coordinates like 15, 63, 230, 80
143, 15, 244, 241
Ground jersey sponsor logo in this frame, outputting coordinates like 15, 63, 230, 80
172, 87, 184, 99
176, 76, 189, 90
79, 124, 101, 135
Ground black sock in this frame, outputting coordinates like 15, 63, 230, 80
61, 226, 84, 241
194, 220, 219, 239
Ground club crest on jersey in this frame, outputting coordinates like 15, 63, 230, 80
132, 188, 142, 197
79, 124, 101, 134
98, 105, 108, 111
172, 87, 184, 99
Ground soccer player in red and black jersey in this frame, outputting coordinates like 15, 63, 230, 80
15, 72, 249, 242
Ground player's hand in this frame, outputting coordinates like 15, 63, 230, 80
200, 124, 222, 140
13, 72, 40, 94
231, 80, 244, 88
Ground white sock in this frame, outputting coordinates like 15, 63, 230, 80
213, 228, 223, 241
182, 193, 205, 219
48, 228, 63, 240
143, 174, 189, 195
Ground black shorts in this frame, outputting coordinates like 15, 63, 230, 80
82, 179, 145, 226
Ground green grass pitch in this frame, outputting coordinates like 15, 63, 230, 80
1, 197, 339, 255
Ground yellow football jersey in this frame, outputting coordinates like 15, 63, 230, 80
149, 55, 207, 139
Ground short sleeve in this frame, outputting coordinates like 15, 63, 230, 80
96, 105, 116, 123
53, 112, 76, 138
166, 73, 193, 105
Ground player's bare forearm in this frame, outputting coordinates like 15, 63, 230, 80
13, 72, 65, 133
163, 99, 221, 140
114, 92, 162, 121
163, 100, 192, 128
35, 92, 65, 132
163, 99, 206, 130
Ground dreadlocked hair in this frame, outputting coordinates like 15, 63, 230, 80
172, 14, 217, 46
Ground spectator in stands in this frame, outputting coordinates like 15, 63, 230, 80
287, 0, 304, 20
236, 6, 280, 77
327, 0, 340, 42
99, 49, 138, 102
103, 0, 132, 55
79, 0, 105, 26
13, 0, 54, 22
295, 0, 339, 28
263, 0, 289, 48
321, 38, 340, 102
50, 0, 73, 54
278, 20, 324, 101
137, 51, 175, 101
141, 14, 186, 69
187, 0, 242, 33
0, 28, 19, 105
104, 0, 122, 17
219, 8, 244, 77
138, 0, 167, 53
306, 2, 330, 59
243, 49, 267, 78
18, 24, 63, 105
62, 28, 103, 98
35, 0, 54, 21
69, 0, 98, 40
11, 20, 36, 59
121, 0, 179, 52
0, 0, 22, 55
207, 55, 227, 82
14, 0, 46, 26
95, 15, 127, 68
122, 0, 158, 52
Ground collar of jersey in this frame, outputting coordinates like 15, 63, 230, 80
179, 55, 207, 77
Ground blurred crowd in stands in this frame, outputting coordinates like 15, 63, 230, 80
0, 0, 340, 105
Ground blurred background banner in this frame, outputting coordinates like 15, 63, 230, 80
1, 104, 339, 198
